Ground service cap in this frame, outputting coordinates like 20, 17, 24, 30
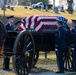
72, 19, 76, 23
7, 15, 14, 19
15, 21, 22, 25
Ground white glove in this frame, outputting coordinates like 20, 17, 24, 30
71, 48, 74, 50
55, 49, 58, 51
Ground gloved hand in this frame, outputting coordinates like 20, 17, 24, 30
55, 48, 58, 51
71, 48, 74, 50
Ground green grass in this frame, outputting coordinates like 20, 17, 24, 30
0, 6, 76, 22
37, 51, 56, 64
0, 52, 57, 75
0, 52, 76, 75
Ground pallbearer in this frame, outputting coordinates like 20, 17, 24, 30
14, 20, 23, 31
5, 15, 15, 31
3, 15, 15, 71
55, 19, 67, 73
71, 20, 76, 71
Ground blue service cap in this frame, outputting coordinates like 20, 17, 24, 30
7, 15, 14, 19
15, 21, 23, 25
72, 19, 76, 23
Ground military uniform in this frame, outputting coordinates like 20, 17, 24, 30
71, 20, 76, 71
5, 23, 14, 31
3, 16, 14, 71
55, 21, 67, 73
62, 23, 70, 30
14, 21, 23, 31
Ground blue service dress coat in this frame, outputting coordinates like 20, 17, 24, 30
71, 25, 76, 71
55, 26, 67, 72
5, 23, 14, 31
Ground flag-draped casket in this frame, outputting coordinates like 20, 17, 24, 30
19, 16, 58, 32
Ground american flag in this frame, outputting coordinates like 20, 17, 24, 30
19, 15, 69, 32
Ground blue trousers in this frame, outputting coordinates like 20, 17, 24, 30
72, 49, 76, 71
3, 56, 10, 69
56, 49, 65, 72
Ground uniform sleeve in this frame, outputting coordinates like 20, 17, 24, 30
55, 30, 60, 50
71, 29, 75, 48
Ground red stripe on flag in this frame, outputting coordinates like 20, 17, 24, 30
19, 26, 24, 31
28, 16, 33, 29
